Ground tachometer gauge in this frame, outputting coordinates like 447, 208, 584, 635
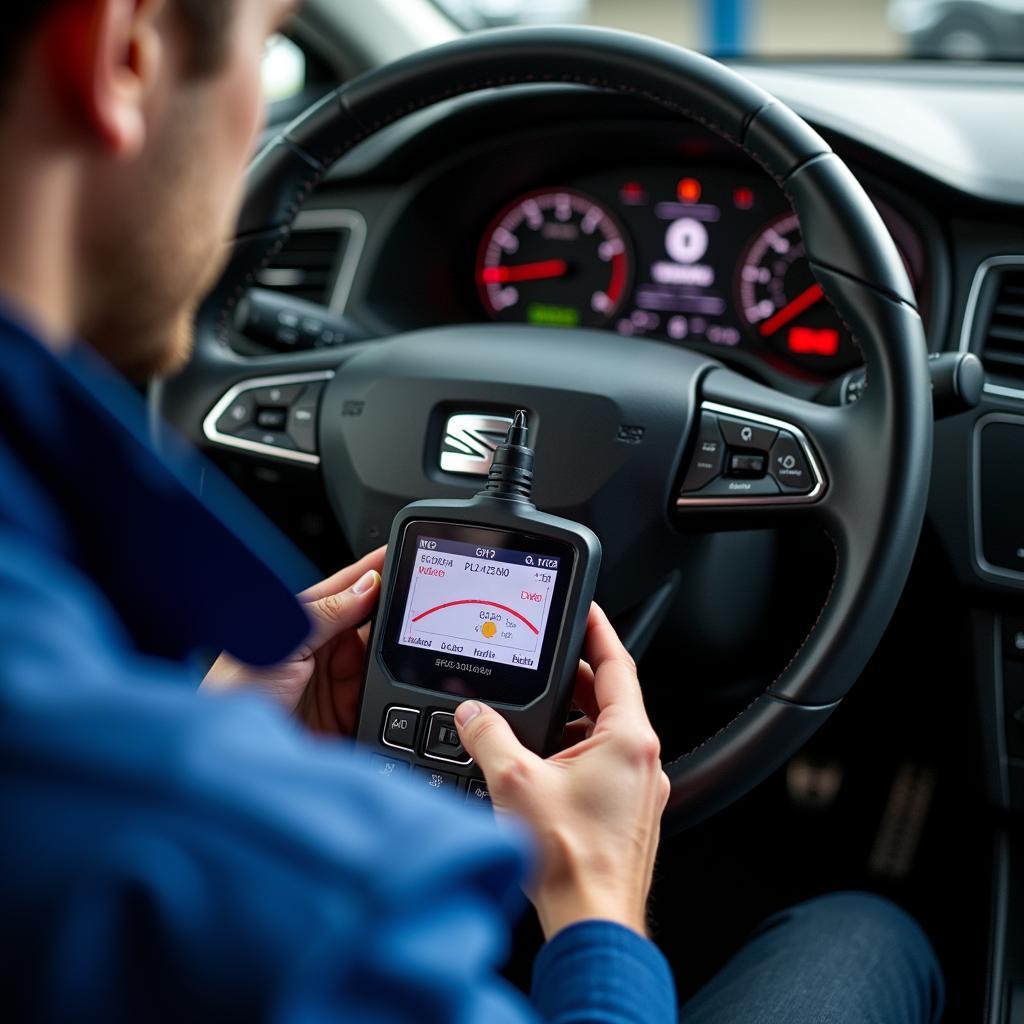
477, 189, 631, 328
737, 212, 861, 374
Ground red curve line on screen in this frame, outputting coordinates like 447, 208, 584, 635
411, 600, 540, 635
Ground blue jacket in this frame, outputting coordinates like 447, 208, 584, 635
0, 305, 676, 1022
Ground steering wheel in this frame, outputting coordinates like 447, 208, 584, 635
157, 27, 932, 834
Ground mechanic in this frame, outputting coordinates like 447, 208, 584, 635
0, 1, 944, 1021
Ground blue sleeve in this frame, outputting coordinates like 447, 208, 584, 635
532, 921, 678, 1024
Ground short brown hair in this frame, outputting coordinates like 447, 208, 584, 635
0, 0, 235, 103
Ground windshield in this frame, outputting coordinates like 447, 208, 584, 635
432, 0, 1024, 60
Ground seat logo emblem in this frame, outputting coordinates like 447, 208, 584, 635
440, 413, 515, 476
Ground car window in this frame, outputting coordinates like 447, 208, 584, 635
262, 34, 308, 104
431, 0, 1024, 60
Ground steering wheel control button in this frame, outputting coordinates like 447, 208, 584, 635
718, 415, 778, 452
727, 452, 767, 478
215, 393, 256, 436
466, 779, 491, 805
255, 408, 288, 431
680, 413, 726, 493
287, 384, 325, 454
424, 711, 473, 765
698, 476, 781, 499
250, 383, 305, 407
414, 767, 461, 794
382, 706, 420, 751
371, 754, 410, 780
238, 426, 297, 451
769, 432, 814, 493
203, 372, 334, 467
677, 406, 824, 508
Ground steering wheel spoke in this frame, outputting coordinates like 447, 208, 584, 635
157, 332, 366, 466
200, 367, 336, 466
676, 365, 869, 534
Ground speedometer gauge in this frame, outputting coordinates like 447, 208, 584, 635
737, 212, 861, 374
477, 189, 631, 328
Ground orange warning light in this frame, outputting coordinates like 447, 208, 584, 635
677, 177, 702, 203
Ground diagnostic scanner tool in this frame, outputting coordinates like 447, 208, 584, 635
355, 411, 601, 801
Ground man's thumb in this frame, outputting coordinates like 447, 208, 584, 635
455, 701, 530, 779
302, 570, 380, 651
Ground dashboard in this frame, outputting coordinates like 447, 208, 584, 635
341, 105, 935, 388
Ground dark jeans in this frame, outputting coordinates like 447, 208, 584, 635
680, 892, 945, 1023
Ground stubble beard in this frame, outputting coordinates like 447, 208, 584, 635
78, 243, 226, 383
77, 89, 238, 383
105, 240, 230, 382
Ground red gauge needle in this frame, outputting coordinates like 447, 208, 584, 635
480, 259, 569, 285
758, 283, 825, 337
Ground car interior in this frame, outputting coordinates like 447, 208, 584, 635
153, 1, 1024, 1019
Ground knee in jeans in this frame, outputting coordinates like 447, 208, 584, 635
787, 892, 923, 942
775, 892, 943, 998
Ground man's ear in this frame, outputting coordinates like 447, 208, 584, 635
43, 0, 166, 158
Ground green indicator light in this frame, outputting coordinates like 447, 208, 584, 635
526, 303, 580, 328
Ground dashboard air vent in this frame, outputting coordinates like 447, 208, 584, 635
253, 211, 361, 308
979, 267, 1024, 386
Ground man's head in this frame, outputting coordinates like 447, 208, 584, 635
0, 0, 299, 378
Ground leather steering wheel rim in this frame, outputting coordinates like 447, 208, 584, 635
185, 26, 933, 833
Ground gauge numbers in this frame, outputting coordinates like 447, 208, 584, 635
477, 189, 631, 328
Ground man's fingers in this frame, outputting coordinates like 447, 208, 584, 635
299, 547, 386, 603
558, 715, 596, 751
454, 701, 538, 794
571, 658, 600, 722
582, 603, 646, 717
582, 603, 633, 671
300, 569, 381, 654
326, 623, 371, 683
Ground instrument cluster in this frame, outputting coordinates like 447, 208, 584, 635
473, 165, 925, 380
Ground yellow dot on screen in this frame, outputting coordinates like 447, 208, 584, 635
482, 621, 497, 639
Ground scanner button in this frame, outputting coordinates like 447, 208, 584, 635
424, 711, 473, 765
382, 706, 420, 751
371, 755, 409, 779
414, 767, 461, 794
466, 779, 492, 806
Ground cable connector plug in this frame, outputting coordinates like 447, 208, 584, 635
479, 409, 534, 502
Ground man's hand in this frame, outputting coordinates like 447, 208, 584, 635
454, 603, 669, 941
202, 547, 386, 734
